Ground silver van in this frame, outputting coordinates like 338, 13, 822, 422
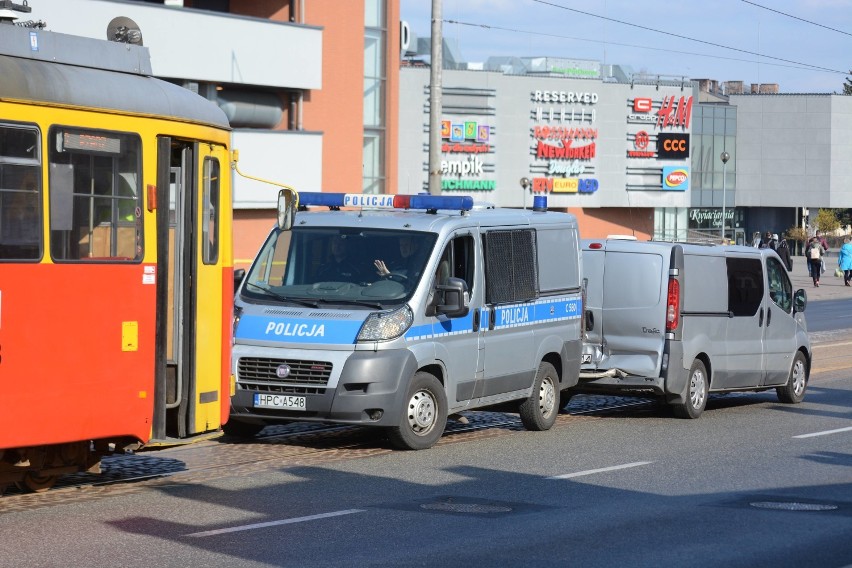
578, 239, 810, 418
226, 193, 583, 449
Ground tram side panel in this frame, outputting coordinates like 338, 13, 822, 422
0, 264, 155, 449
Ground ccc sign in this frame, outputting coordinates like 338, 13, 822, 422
657, 133, 690, 159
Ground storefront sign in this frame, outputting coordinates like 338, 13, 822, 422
442, 120, 491, 143
442, 143, 489, 154
442, 179, 495, 191
533, 126, 597, 141
657, 133, 690, 159
657, 95, 692, 129
534, 107, 596, 123
532, 177, 598, 193
532, 91, 599, 104
627, 130, 654, 158
536, 140, 596, 160
442, 156, 484, 176
663, 166, 689, 191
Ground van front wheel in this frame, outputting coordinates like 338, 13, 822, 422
388, 372, 447, 450
777, 351, 807, 404
672, 360, 708, 419
519, 362, 560, 431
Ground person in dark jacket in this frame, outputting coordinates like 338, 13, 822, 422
775, 234, 792, 271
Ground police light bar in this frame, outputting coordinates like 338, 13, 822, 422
298, 192, 473, 212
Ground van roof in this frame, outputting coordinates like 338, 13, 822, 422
582, 239, 778, 258
295, 207, 579, 233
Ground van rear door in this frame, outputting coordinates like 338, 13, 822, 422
586, 243, 668, 377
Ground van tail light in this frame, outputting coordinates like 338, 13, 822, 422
665, 278, 680, 332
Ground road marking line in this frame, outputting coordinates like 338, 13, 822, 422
186, 509, 365, 537
548, 461, 652, 480
793, 426, 852, 439
812, 341, 852, 349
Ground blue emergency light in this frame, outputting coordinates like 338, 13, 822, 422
298, 192, 473, 212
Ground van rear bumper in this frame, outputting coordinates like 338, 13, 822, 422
575, 341, 687, 400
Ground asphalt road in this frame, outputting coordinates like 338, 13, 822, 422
1, 347, 850, 568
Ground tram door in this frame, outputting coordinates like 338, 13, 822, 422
153, 138, 225, 440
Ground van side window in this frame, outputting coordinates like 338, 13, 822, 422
537, 228, 579, 293
726, 257, 764, 317
766, 257, 793, 313
435, 234, 475, 293
484, 229, 537, 304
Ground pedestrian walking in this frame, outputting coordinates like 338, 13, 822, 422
775, 234, 792, 271
839, 236, 852, 287
807, 238, 826, 287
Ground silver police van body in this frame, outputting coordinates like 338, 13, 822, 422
227, 193, 583, 449
578, 239, 810, 418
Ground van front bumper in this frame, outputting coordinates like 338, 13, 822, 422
229, 349, 418, 427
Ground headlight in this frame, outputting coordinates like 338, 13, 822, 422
357, 305, 413, 342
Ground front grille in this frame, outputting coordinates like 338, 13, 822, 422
237, 357, 332, 395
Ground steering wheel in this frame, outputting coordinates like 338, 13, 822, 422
385, 272, 408, 283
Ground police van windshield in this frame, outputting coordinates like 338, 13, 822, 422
241, 227, 437, 308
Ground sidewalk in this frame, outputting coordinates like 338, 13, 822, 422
788, 252, 852, 301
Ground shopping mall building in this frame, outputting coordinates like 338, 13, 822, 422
29, 0, 852, 264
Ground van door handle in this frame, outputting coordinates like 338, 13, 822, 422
488, 306, 496, 330
766, 308, 771, 327
758, 308, 764, 327
473, 308, 480, 332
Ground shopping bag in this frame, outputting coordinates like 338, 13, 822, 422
836, 267, 843, 277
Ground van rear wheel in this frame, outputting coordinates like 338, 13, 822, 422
777, 351, 807, 404
672, 360, 708, 419
388, 372, 447, 451
519, 362, 559, 431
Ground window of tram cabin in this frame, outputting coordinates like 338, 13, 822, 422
47, 128, 142, 261
202, 157, 219, 264
0, 124, 42, 260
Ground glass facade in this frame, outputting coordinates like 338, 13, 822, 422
363, 0, 386, 194
654, 103, 738, 242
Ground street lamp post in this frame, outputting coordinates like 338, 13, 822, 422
720, 151, 730, 243
520, 177, 530, 210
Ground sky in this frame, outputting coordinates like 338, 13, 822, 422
399, 0, 852, 93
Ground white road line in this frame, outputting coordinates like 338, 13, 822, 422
548, 461, 653, 480
793, 426, 852, 439
186, 509, 365, 538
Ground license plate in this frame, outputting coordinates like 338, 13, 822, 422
253, 393, 307, 410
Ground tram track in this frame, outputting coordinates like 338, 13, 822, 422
2, 359, 845, 514
0, 395, 643, 512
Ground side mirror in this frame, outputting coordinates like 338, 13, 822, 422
234, 268, 246, 294
793, 288, 807, 314
277, 189, 296, 230
436, 277, 469, 318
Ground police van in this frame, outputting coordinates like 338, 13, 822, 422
577, 239, 811, 418
227, 192, 583, 449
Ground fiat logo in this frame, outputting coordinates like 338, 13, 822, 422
276, 364, 291, 378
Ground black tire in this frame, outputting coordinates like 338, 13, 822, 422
777, 351, 808, 404
16, 472, 58, 493
388, 372, 447, 451
519, 362, 560, 431
672, 359, 708, 419
222, 418, 266, 438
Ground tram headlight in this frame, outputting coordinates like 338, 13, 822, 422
357, 305, 413, 342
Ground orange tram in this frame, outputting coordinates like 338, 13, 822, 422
0, 12, 234, 492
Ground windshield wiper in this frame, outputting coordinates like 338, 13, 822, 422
320, 298, 386, 310
245, 283, 318, 308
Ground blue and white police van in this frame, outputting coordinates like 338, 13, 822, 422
227, 192, 583, 449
